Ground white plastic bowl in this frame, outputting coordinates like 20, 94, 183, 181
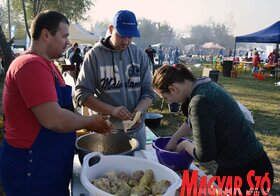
80, 152, 181, 196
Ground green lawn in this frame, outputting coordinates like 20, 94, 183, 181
148, 65, 280, 195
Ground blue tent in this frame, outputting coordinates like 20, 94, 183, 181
234, 21, 280, 83
235, 21, 280, 43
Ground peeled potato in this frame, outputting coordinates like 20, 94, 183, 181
122, 111, 142, 132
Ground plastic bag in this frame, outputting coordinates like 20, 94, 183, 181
236, 101, 255, 124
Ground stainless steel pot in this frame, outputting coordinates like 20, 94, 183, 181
75, 131, 139, 164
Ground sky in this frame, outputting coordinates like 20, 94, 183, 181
84, 0, 280, 36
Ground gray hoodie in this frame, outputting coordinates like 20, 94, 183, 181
75, 38, 155, 129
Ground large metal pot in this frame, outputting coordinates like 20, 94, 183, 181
76, 131, 139, 164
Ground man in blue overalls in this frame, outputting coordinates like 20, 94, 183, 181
0, 10, 112, 196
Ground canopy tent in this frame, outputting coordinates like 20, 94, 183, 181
202, 42, 225, 49
151, 43, 165, 48
68, 23, 99, 44
236, 46, 249, 51
236, 21, 280, 43
234, 21, 280, 53
234, 21, 280, 83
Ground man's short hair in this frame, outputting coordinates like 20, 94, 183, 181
30, 10, 69, 40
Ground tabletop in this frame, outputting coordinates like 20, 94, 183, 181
70, 127, 209, 196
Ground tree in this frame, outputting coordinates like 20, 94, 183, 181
135, 18, 159, 48
13, 0, 94, 39
0, 0, 94, 73
156, 22, 175, 46
189, 25, 213, 46
188, 22, 235, 55
91, 21, 110, 39
133, 19, 175, 49
211, 23, 234, 50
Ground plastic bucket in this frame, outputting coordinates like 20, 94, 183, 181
258, 73, 265, 80
80, 152, 182, 196
209, 70, 219, 82
152, 137, 194, 171
222, 60, 233, 77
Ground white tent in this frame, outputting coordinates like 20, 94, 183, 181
68, 23, 99, 44
202, 42, 225, 49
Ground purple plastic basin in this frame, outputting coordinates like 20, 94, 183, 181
152, 137, 194, 171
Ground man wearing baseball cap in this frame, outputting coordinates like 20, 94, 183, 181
75, 10, 155, 150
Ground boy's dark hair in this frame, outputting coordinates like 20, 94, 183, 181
30, 10, 69, 40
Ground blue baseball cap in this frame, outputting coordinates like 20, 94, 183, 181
112, 10, 140, 37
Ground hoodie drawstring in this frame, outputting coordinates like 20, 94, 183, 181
111, 47, 135, 82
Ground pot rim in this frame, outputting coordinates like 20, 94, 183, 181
75, 132, 139, 153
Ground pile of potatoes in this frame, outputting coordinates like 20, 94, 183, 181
91, 169, 171, 196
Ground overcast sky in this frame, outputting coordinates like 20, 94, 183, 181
85, 0, 280, 36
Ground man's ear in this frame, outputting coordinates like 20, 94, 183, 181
40, 28, 50, 42
108, 25, 114, 34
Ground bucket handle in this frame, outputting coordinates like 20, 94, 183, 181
152, 140, 157, 149
83, 152, 102, 168
80, 152, 104, 192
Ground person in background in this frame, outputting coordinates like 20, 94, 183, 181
75, 10, 155, 150
0, 10, 111, 196
173, 47, 180, 64
260, 51, 267, 63
265, 49, 278, 76
268, 49, 277, 65
252, 51, 260, 75
70, 47, 83, 80
83, 45, 92, 56
144, 45, 156, 73
219, 48, 224, 57
66, 42, 78, 59
152, 63, 274, 195
158, 45, 164, 66
228, 48, 232, 57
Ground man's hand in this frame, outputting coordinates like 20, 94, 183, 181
111, 106, 133, 120
87, 115, 112, 135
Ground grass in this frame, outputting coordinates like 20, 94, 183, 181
148, 65, 280, 195
0, 66, 279, 194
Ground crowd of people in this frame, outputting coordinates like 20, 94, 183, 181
158, 46, 182, 65
144, 45, 184, 72
243, 48, 279, 76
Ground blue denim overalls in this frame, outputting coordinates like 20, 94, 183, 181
1, 66, 76, 196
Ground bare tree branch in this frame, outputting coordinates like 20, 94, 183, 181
22, 0, 30, 39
